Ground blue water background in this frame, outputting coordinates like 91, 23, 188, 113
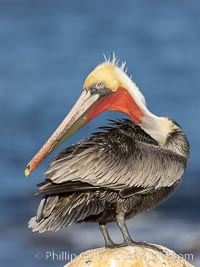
0, 0, 199, 266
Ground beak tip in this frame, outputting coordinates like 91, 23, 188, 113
24, 166, 30, 177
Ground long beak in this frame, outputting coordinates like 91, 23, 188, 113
25, 89, 101, 176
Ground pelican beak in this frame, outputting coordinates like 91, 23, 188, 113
25, 85, 144, 176
25, 89, 108, 176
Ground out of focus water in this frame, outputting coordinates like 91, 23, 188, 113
0, 0, 199, 266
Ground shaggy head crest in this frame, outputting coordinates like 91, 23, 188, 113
103, 52, 128, 74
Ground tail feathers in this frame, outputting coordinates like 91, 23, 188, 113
28, 193, 103, 233
36, 195, 59, 221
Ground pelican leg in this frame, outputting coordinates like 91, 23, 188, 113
116, 213, 166, 254
116, 213, 133, 245
99, 223, 115, 248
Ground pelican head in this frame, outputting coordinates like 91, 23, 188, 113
25, 57, 167, 176
82, 59, 147, 124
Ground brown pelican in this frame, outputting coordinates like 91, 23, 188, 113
25, 56, 189, 250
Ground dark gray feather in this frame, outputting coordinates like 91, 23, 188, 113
45, 120, 188, 193
29, 192, 103, 232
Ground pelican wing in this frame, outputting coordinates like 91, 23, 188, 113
45, 120, 187, 195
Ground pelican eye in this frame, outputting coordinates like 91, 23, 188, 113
90, 83, 111, 96
95, 82, 105, 89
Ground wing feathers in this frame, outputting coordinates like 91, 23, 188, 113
44, 120, 187, 195
36, 181, 101, 196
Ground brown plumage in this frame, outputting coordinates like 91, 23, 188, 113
27, 58, 189, 249
29, 119, 189, 248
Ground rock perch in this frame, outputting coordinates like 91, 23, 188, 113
64, 245, 194, 267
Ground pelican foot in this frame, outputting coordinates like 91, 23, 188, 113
105, 242, 116, 249
110, 241, 166, 255
131, 241, 166, 255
